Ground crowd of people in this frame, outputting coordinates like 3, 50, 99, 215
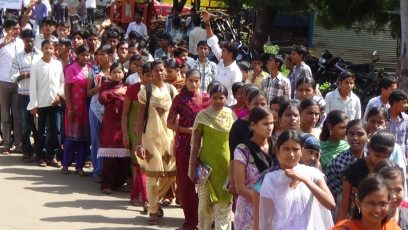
1, 2, 408, 230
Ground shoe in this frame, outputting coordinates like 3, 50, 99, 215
47, 159, 61, 168
83, 161, 93, 168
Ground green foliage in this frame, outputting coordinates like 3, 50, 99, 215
263, 44, 279, 54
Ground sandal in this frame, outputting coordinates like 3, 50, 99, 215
60, 167, 69, 174
143, 202, 149, 213
75, 169, 87, 176
160, 198, 171, 206
48, 159, 61, 168
114, 186, 126, 192
131, 198, 142, 206
22, 154, 32, 163
38, 160, 47, 167
148, 213, 159, 225
158, 207, 164, 218
1, 148, 10, 155
102, 188, 112, 194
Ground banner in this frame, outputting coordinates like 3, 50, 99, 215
0, 0, 22, 9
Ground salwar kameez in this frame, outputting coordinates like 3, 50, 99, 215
126, 83, 147, 203
98, 80, 130, 190
63, 62, 91, 169
168, 88, 211, 230
192, 107, 237, 230
137, 83, 179, 214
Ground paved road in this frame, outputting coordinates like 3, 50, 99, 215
0, 153, 184, 230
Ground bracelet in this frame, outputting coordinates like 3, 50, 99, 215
24, 73, 27, 79
205, 23, 210, 27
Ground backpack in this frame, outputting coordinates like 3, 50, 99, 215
143, 83, 175, 133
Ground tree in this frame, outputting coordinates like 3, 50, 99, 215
171, 0, 188, 13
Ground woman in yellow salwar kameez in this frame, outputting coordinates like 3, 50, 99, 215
189, 84, 237, 230
136, 59, 178, 225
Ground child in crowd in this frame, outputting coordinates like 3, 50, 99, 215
262, 54, 291, 102
363, 76, 397, 120
376, 163, 408, 228
366, 107, 408, 201
28, 40, 64, 167
297, 97, 321, 138
164, 58, 184, 91
300, 134, 322, 171
61, 45, 91, 175
56, 20, 71, 38
278, 100, 301, 131
97, 63, 130, 194
291, 45, 313, 84
84, 25, 99, 63
296, 76, 317, 102
319, 110, 350, 172
230, 82, 246, 116
233, 106, 275, 229
122, 62, 152, 211
269, 95, 290, 137
246, 53, 269, 87
87, 44, 113, 182
325, 71, 361, 120
336, 131, 395, 222
71, 29, 85, 56
386, 89, 408, 157
190, 40, 217, 92
326, 119, 369, 216
258, 130, 335, 230
332, 175, 401, 229
57, 37, 74, 70
34, 16, 58, 50
237, 61, 251, 83
126, 55, 146, 85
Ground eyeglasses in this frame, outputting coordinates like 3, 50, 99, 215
361, 201, 389, 209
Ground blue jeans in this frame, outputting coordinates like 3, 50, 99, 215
18, 94, 38, 154
89, 109, 103, 178
36, 106, 61, 161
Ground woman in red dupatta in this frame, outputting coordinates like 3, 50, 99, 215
167, 69, 211, 230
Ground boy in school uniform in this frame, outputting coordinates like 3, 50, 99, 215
324, 71, 361, 120
363, 76, 398, 120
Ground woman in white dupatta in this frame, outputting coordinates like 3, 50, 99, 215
259, 130, 335, 230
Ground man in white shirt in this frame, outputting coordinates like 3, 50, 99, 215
188, 17, 206, 58
28, 40, 64, 167
0, 18, 24, 154
202, 11, 242, 106
125, 10, 148, 39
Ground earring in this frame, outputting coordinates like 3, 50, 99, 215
358, 207, 361, 213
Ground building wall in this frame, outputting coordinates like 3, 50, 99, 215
311, 24, 398, 72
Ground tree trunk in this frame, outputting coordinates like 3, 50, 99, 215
172, 0, 188, 12
249, 1, 278, 53
397, 0, 408, 91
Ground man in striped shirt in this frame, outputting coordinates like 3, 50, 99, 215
10, 29, 42, 162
